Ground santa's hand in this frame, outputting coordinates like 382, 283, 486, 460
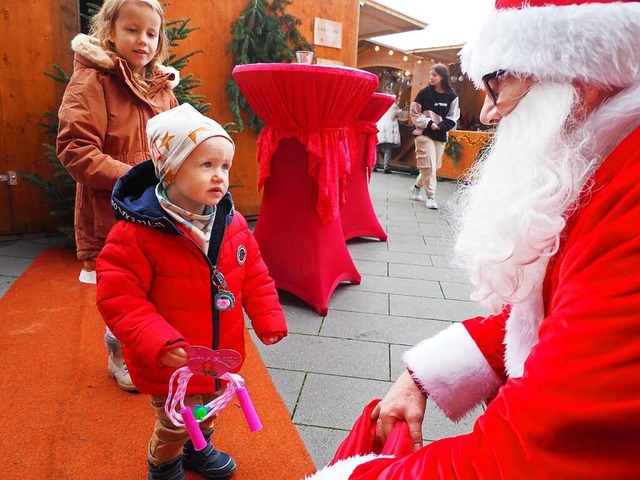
371, 369, 426, 451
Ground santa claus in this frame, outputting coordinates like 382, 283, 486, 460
306, 0, 640, 478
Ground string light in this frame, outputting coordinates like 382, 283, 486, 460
388, 50, 394, 55
374, 45, 380, 52
402, 55, 408, 61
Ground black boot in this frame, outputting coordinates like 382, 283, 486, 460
147, 456, 185, 480
183, 430, 237, 480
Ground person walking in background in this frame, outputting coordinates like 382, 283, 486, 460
375, 98, 402, 174
57, 0, 179, 391
408, 64, 459, 209
96, 104, 288, 480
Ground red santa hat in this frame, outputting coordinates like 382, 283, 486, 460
460, 0, 640, 88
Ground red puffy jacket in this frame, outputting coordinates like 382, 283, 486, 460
96, 161, 287, 395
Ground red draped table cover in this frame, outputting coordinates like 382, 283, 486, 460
341, 92, 395, 241
232, 63, 379, 315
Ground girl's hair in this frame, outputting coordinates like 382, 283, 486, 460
89, 0, 168, 94
431, 63, 454, 94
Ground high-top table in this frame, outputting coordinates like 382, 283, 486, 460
232, 63, 379, 315
341, 92, 395, 242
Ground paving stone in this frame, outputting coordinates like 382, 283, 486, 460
329, 288, 389, 315
441, 281, 473, 301
280, 303, 324, 335
297, 425, 348, 470
294, 373, 392, 429
353, 259, 388, 276
390, 294, 488, 322
351, 248, 439, 265
388, 263, 468, 283
0, 255, 33, 277
321, 311, 451, 346
0, 241, 49, 258
382, 232, 425, 245
252, 332, 389, 380
346, 239, 388, 253
387, 242, 436, 257
0, 275, 15, 299
349, 274, 442, 299
430, 254, 455, 268
267, 368, 305, 415
390, 343, 412, 379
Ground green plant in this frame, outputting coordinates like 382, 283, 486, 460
445, 138, 462, 166
226, 0, 313, 133
23, 5, 214, 236
21, 66, 76, 236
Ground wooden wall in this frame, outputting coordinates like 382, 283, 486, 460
0, 0, 79, 234
162, 0, 360, 217
0, 0, 359, 235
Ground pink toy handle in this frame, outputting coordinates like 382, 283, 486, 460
236, 386, 262, 432
181, 406, 208, 451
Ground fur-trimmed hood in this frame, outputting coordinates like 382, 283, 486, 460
71, 33, 179, 89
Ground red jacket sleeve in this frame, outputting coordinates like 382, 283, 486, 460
240, 225, 287, 341
96, 222, 188, 367
462, 309, 509, 383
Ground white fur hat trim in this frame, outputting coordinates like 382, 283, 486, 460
460, 2, 640, 88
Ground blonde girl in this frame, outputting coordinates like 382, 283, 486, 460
57, 0, 179, 392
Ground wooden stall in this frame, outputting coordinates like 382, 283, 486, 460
0, 0, 359, 236
0, 1, 79, 235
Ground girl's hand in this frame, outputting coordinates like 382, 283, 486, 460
161, 347, 188, 367
430, 122, 440, 130
261, 334, 284, 345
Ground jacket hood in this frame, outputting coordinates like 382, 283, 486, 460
111, 160, 235, 233
71, 33, 180, 89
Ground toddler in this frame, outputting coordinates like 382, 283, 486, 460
96, 103, 288, 479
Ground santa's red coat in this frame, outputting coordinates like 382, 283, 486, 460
315, 127, 640, 480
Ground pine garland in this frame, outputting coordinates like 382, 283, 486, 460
226, 0, 313, 133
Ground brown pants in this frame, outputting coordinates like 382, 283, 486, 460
148, 393, 220, 466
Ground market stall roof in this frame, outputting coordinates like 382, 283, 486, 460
358, 0, 427, 40
368, 0, 493, 53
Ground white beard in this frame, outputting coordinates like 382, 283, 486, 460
450, 81, 640, 377
451, 83, 598, 313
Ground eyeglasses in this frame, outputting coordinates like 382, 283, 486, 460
482, 70, 507, 105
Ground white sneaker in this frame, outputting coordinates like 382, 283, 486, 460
425, 197, 439, 209
78, 269, 97, 284
108, 352, 137, 392
409, 185, 424, 202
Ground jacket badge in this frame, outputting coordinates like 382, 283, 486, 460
237, 245, 247, 265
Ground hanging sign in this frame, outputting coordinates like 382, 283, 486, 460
314, 17, 343, 49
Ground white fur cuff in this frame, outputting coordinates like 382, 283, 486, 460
403, 323, 502, 421
303, 454, 393, 480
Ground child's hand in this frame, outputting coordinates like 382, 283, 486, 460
261, 334, 284, 345
161, 347, 188, 367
